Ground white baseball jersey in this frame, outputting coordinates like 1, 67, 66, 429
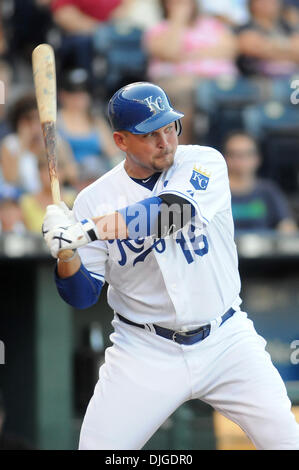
73, 145, 242, 329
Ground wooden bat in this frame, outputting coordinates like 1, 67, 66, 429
32, 44, 73, 260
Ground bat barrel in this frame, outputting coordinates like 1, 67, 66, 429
41, 121, 61, 204
32, 44, 57, 123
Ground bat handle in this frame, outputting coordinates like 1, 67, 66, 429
51, 179, 61, 206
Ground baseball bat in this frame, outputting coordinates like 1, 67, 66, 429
32, 44, 73, 260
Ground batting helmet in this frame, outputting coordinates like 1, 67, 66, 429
108, 82, 184, 135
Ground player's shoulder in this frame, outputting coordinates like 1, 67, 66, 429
175, 144, 226, 166
74, 160, 125, 207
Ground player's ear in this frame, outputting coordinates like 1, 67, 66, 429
113, 131, 128, 152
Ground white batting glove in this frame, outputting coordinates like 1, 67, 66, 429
44, 218, 99, 258
42, 202, 76, 238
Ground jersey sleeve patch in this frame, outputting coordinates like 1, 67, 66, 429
190, 166, 211, 191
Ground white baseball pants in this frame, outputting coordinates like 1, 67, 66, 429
79, 311, 299, 450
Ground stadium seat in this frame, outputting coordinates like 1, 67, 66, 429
243, 101, 299, 140
270, 76, 299, 104
261, 133, 299, 195
243, 102, 299, 194
195, 76, 262, 114
93, 23, 148, 96
194, 77, 263, 148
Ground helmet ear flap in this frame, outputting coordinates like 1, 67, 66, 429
175, 120, 182, 136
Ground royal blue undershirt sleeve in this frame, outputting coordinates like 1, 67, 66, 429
55, 263, 103, 309
117, 195, 194, 239
118, 196, 163, 238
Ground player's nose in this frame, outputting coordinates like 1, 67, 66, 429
156, 131, 168, 149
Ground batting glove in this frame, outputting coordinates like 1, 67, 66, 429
44, 218, 99, 258
42, 202, 76, 238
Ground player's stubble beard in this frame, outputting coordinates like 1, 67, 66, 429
126, 146, 176, 175
152, 148, 175, 171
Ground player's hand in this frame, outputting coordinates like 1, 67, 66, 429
44, 219, 99, 258
42, 202, 76, 237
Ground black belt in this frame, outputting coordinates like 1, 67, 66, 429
117, 307, 236, 346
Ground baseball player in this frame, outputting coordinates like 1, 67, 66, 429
42, 82, 299, 450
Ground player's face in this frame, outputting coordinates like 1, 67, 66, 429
114, 122, 178, 178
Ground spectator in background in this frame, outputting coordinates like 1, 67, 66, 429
282, 0, 299, 28
51, 0, 125, 32
114, 0, 162, 30
51, 0, 131, 74
236, 0, 299, 78
0, 92, 78, 194
198, 0, 249, 27
20, 160, 76, 233
144, 0, 238, 144
0, 185, 26, 234
57, 68, 121, 180
0, 60, 13, 142
223, 131, 297, 233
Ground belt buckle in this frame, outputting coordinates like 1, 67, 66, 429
172, 330, 186, 342
172, 323, 212, 344
171, 331, 182, 343
172, 329, 190, 342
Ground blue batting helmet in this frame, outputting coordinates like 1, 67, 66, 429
108, 82, 184, 135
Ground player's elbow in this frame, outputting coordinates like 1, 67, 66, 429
61, 291, 100, 310
55, 264, 104, 309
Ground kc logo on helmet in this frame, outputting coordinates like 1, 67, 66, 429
144, 95, 165, 114
190, 166, 211, 191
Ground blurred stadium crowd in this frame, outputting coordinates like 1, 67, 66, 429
0, 0, 299, 237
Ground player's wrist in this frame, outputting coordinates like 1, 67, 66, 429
80, 218, 100, 242
58, 249, 78, 262
93, 212, 129, 240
